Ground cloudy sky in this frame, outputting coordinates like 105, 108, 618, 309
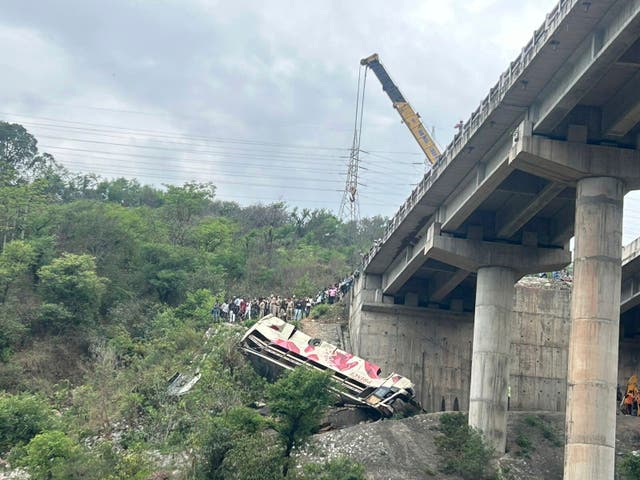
3, 0, 640, 243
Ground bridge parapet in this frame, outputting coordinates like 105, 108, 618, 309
623, 237, 640, 265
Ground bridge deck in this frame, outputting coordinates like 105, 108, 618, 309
363, 0, 640, 304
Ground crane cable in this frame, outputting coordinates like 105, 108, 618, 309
355, 64, 368, 195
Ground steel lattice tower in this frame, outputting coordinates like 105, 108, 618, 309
339, 131, 361, 222
339, 66, 368, 223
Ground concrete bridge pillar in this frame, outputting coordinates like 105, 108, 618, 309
508, 122, 640, 477
469, 266, 516, 453
419, 222, 570, 452
564, 177, 624, 480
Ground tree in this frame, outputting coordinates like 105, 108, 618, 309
0, 184, 48, 249
233, 202, 289, 232
0, 122, 38, 185
0, 240, 39, 357
96, 177, 142, 206
191, 217, 236, 253
51, 201, 151, 302
29, 157, 69, 201
38, 253, 108, 326
190, 218, 246, 281
291, 207, 311, 237
0, 123, 61, 189
0, 240, 36, 303
266, 368, 335, 475
94, 177, 163, 208
162, 182, 215, 245
141, 243, 193, 304
301, 210, 342, 248
61, 173, 100, 201
174, 288, 219, 329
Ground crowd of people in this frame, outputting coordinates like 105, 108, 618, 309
210, 274, 356, 324
536, 269, 572, 281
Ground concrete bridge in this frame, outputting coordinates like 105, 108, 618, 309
350, 1, 640, 478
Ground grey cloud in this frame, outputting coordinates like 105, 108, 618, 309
5, 0, 596, 223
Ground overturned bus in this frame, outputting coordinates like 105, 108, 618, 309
239, 315, 416, 417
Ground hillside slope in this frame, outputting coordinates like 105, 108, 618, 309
298, 411, 640, 480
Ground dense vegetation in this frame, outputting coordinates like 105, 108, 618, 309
0, 121, 378, 478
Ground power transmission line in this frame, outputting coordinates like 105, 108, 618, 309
5, 111, 419, 157
4, 113, 429, 166
54, 151, 413, 189
53, 163, 395, 208
58, 162, 344, 193
3, 111, 430, 155
3, 110, 429, 214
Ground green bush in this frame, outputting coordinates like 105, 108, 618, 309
102, 447, 152, 480
0, 393, 54, 453
310, 304, 330, 319
243, 317, 258, 328
20, 435, 151, 480
192, 368, 335, 479
434, 413, 494, 480
35, 303, 73, 333
194, 416, 234, 479
21, 430, 81, 480
523, 414, 562, 447
620, 452, 640, 479
37, 253, 108, 326
302, 456, 367, 480
523, 414, 542, 428
293, 273, 315, 298
515, 432, 533, 457
0, 310, 27, 361
193, 406, 270, 480
174, 288, 217, 329
219, 433, 285, 480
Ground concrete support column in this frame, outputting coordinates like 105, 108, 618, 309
469, 265, 516, 453
564, 177, 624, 480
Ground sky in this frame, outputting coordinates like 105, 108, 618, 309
3, 0, 640, 244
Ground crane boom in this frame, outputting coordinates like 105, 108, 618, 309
360, 53, 440, 165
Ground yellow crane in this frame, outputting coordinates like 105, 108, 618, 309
360, 53, 440, 166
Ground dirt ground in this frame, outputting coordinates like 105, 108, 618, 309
297, 411, 640, 480
502, 412, 640, 480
